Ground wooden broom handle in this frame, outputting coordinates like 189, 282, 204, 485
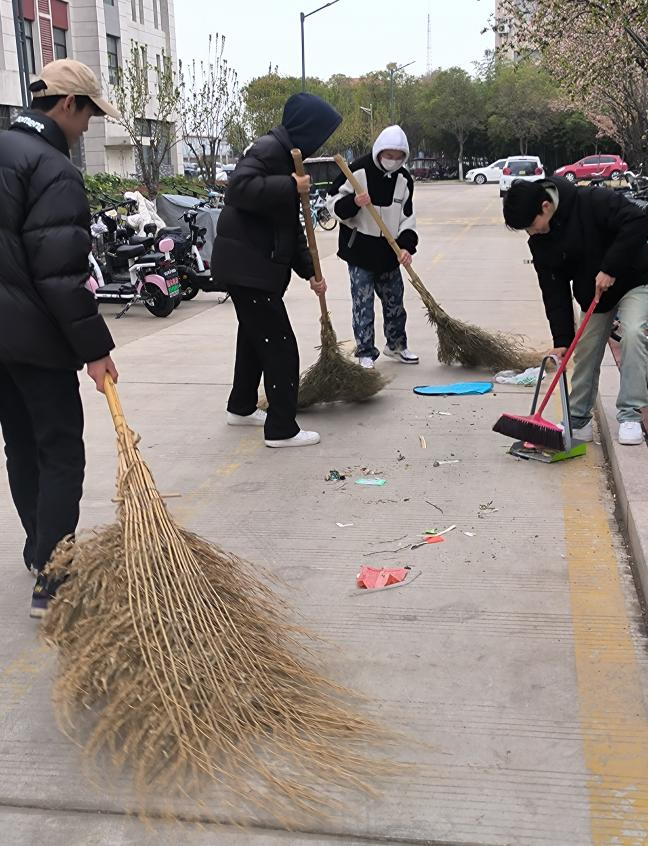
292, 149, 327, 320
104, 373, 127, 434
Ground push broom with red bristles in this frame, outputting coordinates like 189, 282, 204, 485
493, 297, 598, 450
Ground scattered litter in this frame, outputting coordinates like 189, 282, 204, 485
336, 522, 354, 528
397, 451, 406, 462
464, 532, 476, 537
351, 570, 422, 596
426, 501, 444, 514
414, 382, 493, 396
355, 478, 386, 486
325, 469, 346, 482
419, 435, 427, 449
356, 565, 410, 590
411, 536, 445, 549
429, 411, 452, 417
425, 525, 456, 537
495, 367, 544, 387
433, 459, 460, 467
369, 535, 407, 546
478, 500, 499, 518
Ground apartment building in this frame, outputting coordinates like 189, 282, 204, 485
0, 0, 182, 175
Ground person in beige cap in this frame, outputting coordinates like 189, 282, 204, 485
0, 59, 120, 618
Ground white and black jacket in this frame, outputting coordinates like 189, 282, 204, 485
327, 154, 418, 273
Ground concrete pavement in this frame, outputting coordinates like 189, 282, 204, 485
2, 183, 648, 845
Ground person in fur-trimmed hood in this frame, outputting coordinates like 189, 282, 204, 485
328, 125, 419, 368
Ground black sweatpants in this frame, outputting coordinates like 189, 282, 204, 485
0, 362, 85, 572
227, 286, 300, 440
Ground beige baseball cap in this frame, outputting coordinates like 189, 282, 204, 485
30, 59, 120, 119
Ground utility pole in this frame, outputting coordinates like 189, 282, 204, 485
388, 61, 414, 124
12, 0, 30, 108
300, 0, 341, 92
426, 11, 432, 74
360, 104, 373, 141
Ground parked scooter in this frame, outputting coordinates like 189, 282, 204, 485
156, 201, 229, 302
86, 219, 182, 319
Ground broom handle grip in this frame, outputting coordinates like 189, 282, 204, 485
103, 373, 127, 433
537, 297, 598, 416
292, 149, 328, 321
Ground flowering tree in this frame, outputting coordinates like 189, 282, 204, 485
497, 0, 648, 164
179, 35, 241, 186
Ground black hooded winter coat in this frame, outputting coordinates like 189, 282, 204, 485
211, 93, 342, 293
529, 177, 648, 347
0, 111, 114, 370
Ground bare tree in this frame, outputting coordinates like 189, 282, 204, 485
179, 34, 241, 186
110, 41, 181, 196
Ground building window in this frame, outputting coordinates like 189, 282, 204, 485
24, 20, 36, 74
104, 0, 115, 4
138, 0, 144, 23
0, 106, 10, 131
131, 0, 137, 20
53, 27, 67, 60
153, 0, 159, 28
107, 35, 120, 85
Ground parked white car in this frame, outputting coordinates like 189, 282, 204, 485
499, 155, 545, 196
465, 159, 506, 185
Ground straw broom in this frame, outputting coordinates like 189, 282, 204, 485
292, 149, 388, 409
334, 155, 541, 372
41, 375, 393, 824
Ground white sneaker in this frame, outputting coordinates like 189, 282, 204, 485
569, 421, 593, 443
227, 409, 267, 427
618, 421, 644, 445
358, 357, 375, 369
383, 345, 419, 364
265, 430, 321, 448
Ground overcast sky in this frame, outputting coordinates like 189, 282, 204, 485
175, 0, 495, 84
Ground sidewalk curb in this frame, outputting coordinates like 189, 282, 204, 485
596, 346, 648, 606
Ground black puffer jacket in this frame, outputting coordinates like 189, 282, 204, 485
212, 93, 341, 293
0, 111, 114, 370
529, 177, 648, 347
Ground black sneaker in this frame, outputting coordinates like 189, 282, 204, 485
30, 574, 49, 619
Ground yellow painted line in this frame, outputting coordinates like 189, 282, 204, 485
172, 431, 262, 523
562, 452, 648, 843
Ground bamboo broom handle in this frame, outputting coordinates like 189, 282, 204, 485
334, 154, 427, 293
104, 373, 127, 434
292, 148, 328, 321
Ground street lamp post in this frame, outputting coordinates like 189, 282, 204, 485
388, 60, 414, 123
300, 0, 341, 92
360, 104, 373, 141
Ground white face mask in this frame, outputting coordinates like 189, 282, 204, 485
380, 156, 404, 172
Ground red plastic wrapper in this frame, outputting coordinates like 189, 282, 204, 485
356, 566, 409, 590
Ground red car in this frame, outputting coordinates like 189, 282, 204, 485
553, 154, 628, 183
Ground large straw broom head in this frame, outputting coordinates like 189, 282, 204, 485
41, 416, 396, 824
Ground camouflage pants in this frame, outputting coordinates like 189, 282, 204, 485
348, 264, 408, 360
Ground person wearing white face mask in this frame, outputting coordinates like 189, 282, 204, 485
327, 125, 419, 367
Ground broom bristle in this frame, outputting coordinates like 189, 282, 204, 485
41, 419, 397, 825
297, 313, 388, 409
408, 273, 542, 372
493, 412, 565, 451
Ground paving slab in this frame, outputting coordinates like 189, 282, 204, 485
2, 184, 648, 845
